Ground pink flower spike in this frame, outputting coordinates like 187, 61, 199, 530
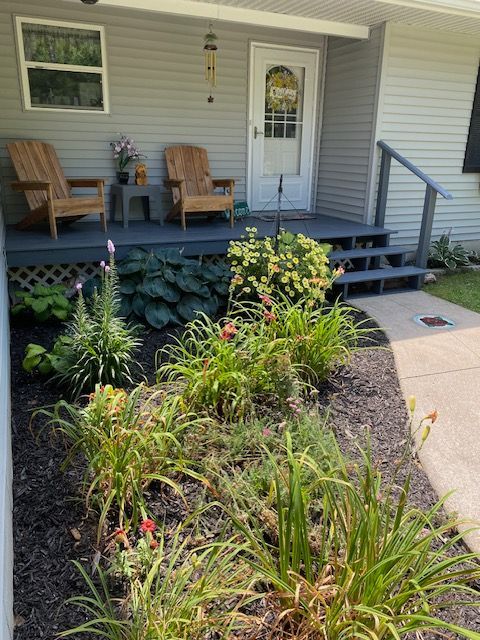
75, 282, 83, 291
262, 427, 272, 437
104, 265, 111, 273
100, 260, 106, 268
107, 239, 115, 254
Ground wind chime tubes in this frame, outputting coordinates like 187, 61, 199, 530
203, 24, 217, 102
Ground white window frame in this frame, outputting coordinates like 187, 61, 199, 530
15, 16, 110, 114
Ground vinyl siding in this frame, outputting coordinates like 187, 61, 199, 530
0, 192, 13, 639
315, 26, 383, 223
0, 0, 324, 225
376, 23, 480, 246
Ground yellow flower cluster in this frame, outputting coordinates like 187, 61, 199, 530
227, 228, 332, 300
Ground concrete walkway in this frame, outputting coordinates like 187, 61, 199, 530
352, 290, 480, 551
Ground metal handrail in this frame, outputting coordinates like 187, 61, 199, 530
375, 140, 454, 269
377, 141, 453, 200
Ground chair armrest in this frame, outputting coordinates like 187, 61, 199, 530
67, 178, 105, 188
212, 178, 235, 188
164, 178, 185, 187
11, 180, 51, 191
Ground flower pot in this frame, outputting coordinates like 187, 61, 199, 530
117, 171, 129, 185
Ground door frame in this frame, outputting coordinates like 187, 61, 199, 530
247, 41, 321, 212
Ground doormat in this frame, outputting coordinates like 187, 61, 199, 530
252, 212, 316, 221
413, 314, 456, 329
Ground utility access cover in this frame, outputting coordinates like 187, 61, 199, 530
413, 314, 456, 329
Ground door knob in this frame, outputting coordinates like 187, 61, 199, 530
254, 126, 264, 139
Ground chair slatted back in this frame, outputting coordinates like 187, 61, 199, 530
165, 146, 214, 202
7, 141, 71, 210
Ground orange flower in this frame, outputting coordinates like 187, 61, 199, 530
426, 409, 438, 423
258, 294, 273, 306
219, 322, 238, 340
263, 310, 276, 323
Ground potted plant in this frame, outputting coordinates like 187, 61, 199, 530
111, 135, 145, 184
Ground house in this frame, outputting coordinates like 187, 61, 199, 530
2, 0, 480, 634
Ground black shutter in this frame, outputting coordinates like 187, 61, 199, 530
463, 65, 480, 173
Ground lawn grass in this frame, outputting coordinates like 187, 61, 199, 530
424, 269, 480, 312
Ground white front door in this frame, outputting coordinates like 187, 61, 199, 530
249, 44, 319, 212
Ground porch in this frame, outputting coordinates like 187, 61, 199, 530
4, 214, 390, 267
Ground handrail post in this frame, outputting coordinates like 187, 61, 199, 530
375, 149, 391, 228
416, 185, 437, 269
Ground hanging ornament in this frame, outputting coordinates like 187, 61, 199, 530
203, 23, 217, 102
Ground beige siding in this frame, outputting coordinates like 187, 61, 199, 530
377, 23, 480, 245
315, 26, 383, 223
0, 192, 12, 639
0, 0, 324, 225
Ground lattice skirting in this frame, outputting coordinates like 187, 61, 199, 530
8, 263, 100, 292
8, 254, 226, 292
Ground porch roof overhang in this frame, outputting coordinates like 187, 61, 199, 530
65, 0, 480, 36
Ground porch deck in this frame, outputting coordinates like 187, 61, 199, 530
5, 215, 395, 267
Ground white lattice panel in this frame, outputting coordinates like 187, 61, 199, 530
8, 263, 99, 292
8, 255, 227, 292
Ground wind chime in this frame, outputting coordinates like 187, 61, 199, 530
203, 24, 217, 103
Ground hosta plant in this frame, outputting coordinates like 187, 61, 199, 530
115, 247, 231, 328
45, 384, 206, 537
157, 311, 300, 420
428, 233, 471, 270
11, 283, 72, 322
230, 432, 480, 640
228, 227, 335, 302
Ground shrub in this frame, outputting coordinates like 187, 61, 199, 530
428, 233, 471, 270
115, 247, 231, 328
236, 293, 372, 384
157, 312, 299, 420
230, 432, 480, 640
11, 283, 72, 322
60, 527, 255, 639
45, 384, 208, 537
44, 241, 142, 398
228, 227, 335, 302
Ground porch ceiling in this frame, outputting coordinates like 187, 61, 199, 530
190, 0, 480, 34
83, 0, 480, 36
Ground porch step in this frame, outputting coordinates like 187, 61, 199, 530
329, 246, 410, 261
334, 266, 427, 298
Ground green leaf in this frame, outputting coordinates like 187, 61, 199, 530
25, 343, 47, 358
119, 279, 137, 295
156, 248, 186, 265
125, 247, 149, 261
132, 292, 149, 317
177, 294, 205, 321
53, 295, 70, 309
119, 295, 133, 318
11, 304, 26, 316
22, 354, 42, 373
144, 301, 170, 329
117, 260, 144, 276
213, 281, 229, 296
176, 272, 208, 296
142, 276, 180, 302
31, 297, 49, 314
52, 307, 69, 321
37, 358, 53, 375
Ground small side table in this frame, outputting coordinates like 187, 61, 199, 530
109, 183, 163, 228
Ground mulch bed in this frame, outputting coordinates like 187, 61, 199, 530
10, 314, 480, 638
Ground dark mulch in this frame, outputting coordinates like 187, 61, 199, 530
10, 314, 480, 638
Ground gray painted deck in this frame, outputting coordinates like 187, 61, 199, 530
5, 215, 395, 267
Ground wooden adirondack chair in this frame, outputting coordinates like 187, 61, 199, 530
7, 140, 106, 240
164, 146, 234, 230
